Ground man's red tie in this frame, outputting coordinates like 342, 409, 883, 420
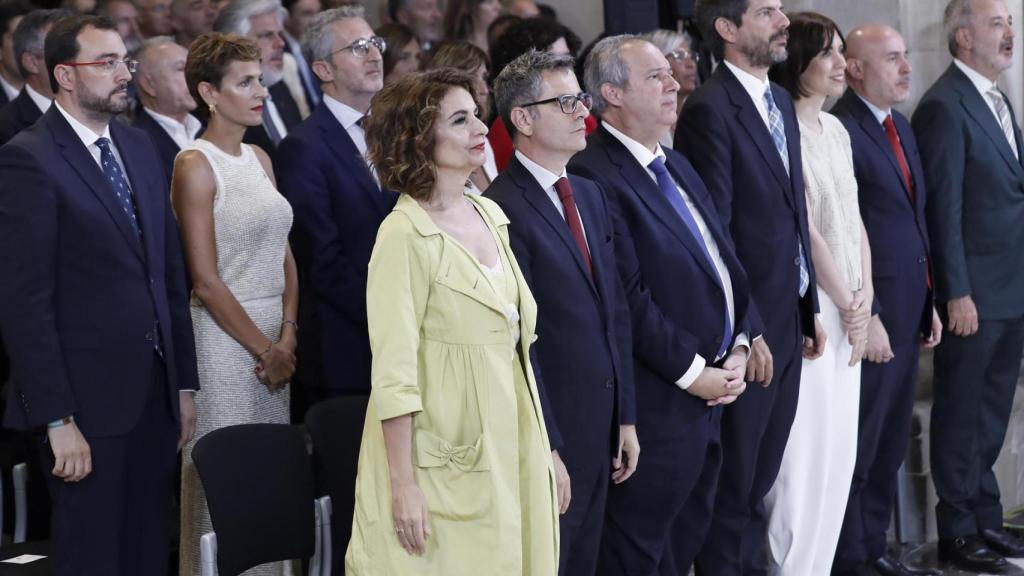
554, 177, 593, 277
883, 114, 914, 201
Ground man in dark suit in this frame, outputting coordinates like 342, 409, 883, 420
830, 24, 942, 576
570, 36, 753, 575
215, 0, 302, 166
0, 9, 65, 146
0, 15, 198, 575
912, 0, 1024, 571
132, 36, 200, 187
485, 50, 639, 576
676, 1, 824, 573
282, 0, 321, 109
277, 6, 396, 404
0, 0, 32, 110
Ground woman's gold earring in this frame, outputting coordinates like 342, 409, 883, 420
208, 102, 216, 115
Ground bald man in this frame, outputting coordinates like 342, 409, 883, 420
829, 24, 941, 576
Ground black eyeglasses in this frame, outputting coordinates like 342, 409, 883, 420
520, 92, 592, 115
330, 36, 387, 58
666, 49, 700, 63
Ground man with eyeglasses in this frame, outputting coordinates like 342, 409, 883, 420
215, 0, 304, 167
277, 6, 397, 418
483, 49, 639, 576
0, 9, 68, 145
0, 14, 199, 575
568, 35, 753, 575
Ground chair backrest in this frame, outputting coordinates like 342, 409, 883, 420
304, 395, 369, 557
192, 424, 316, 576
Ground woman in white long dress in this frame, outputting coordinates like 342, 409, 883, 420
764, 13, 873, 575
172, 32, 298, 576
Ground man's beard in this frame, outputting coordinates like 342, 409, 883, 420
79, 83, 130, 117
262, 63, 283, 87
742, 31, 789, 68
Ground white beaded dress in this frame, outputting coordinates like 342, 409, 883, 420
179, 139, 293, 576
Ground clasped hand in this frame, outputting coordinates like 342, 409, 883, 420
839, 290, 871, 366
255, 341, 295, 391
691, 348, 748, 406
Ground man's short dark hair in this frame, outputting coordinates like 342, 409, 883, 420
0, 0, 33, 40
45, 15, 117, 93
490, 17, 580, 81
14, 10, 71, 79
387, 0, 406, 21
694, 0, 748, 60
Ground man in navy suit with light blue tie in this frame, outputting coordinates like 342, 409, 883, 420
569, 35, 753, 575
830, 25, 942, 576
277, 6, 397, 402
0, 15, 198, 575
677, 1, 824, 573
485, 50, 640, 576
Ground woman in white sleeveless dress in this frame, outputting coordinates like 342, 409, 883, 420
172, 33, 298, 576
764, 14, 873, 575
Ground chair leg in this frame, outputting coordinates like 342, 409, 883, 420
317, 496, 333, 576
200, 531, 218, 576
12, 462, 27, 544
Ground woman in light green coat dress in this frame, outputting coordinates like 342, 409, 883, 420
345, 69, 559, 575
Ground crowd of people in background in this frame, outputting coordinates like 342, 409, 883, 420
0, 0, 1022, 575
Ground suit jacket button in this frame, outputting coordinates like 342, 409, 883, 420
604, 378, 615, 389
918, 256, 927, 263
794, 257, 801, 266
144, 331, 153, 342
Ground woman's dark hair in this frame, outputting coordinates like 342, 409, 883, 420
442, 0, 479, 43
376, 22, 419, 78
768, 11, 844, 100
45, 14, 116, 93
364, 68, 478, 202
185, 32, 261, 121
423, 38, 489, 73
490, 16, 580, 81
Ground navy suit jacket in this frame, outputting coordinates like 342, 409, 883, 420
677, 64, 818, 343
831, 91, 932, 345
277, 102, 397, 393
912, 63, 1024, 320
0, 89, 43, 146
569, 126, 753, 440
132, 107, 183, 189
485, 156, 635, 467
0, 107, 199, 436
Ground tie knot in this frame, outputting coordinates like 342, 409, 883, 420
554, 177, 573, 200
763, 86, 777, 109
988, 86, 1006, 104
648, 156, 669, 177
94, 136, 111, 150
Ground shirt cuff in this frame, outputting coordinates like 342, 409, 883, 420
733, 332, 750, 353
675, 354, 706, 390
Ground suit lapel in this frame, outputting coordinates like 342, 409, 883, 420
949, 67, 1024, 176
48, 111, 144, 261
114, 123, 162, 268
316, 105, 394, 217
854, 99, 915, 204
510, 158, 598, 296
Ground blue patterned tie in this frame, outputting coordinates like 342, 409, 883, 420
649, 156, 732, 359
763, 87, 810, 297
94, 137, 141, 239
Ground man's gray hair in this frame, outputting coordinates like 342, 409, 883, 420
13, 9, 69, 79
642, 29, 692, 56
944, 0, 976, 57
301, 5, 365, 64
214, 0, 285, 36
494, 49, 576, 139
133, 35, 177, 68
584, 34, 641, 115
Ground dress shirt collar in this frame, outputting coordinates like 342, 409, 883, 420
514, 149, 566, 191
323, 93, 364, 130
24, 84, 51, 114
144, 106, 202, 142
723, 59, 772, 106
54, 100, 111, 146
603, 121, 666, 170
0, 74, 18, 101
854, 91, 889, 124
953, 58, 1002, 98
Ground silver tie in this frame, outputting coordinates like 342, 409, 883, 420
987, 86, 1019, 160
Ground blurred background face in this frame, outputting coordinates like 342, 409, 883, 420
387, 36, 420, 83
433, 86, 488, 172
476, 0, 501, 32
470, 61, 489, 115
140, 41, 196, 112
136, 0, 173, 37
399, 0, 441, 44
506, 0, 538, 18
106, 0, 143, 52
1, 14, 23, 81
666, 41, 698, 98
206, 59, 266, 126
798, 32, 846, 100
248, 11, 285, 83
284, 0, 320, 38
171, 0, 216, 41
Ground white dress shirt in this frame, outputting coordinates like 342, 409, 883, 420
514, 149, 590, 248
604, 121, 749, 390
264, 91, 289, 140
0, 74, 19, 102
54, 101, 130, 181
323, 93, 367, 155
724, 59, 772, 129
144, 106, 202, 150
24, 84, 51, 114
953, 58, 1008, 127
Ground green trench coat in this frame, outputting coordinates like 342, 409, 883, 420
345, 193, 559, 575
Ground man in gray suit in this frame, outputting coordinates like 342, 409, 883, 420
912, 0, 1024, 571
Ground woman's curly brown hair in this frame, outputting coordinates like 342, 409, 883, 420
365, 68, 478, 202
185, 32, 261, 122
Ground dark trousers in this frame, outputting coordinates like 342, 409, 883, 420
43, 359, 178, 576
598, 410, 719, 575
558, 460, 610, 576
931, 316, 1024, 538
834, 341, 920, 569
696, 312, 803, 576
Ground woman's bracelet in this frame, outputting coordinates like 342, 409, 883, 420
283, 319, 298, 332
255, 341, 273, 359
